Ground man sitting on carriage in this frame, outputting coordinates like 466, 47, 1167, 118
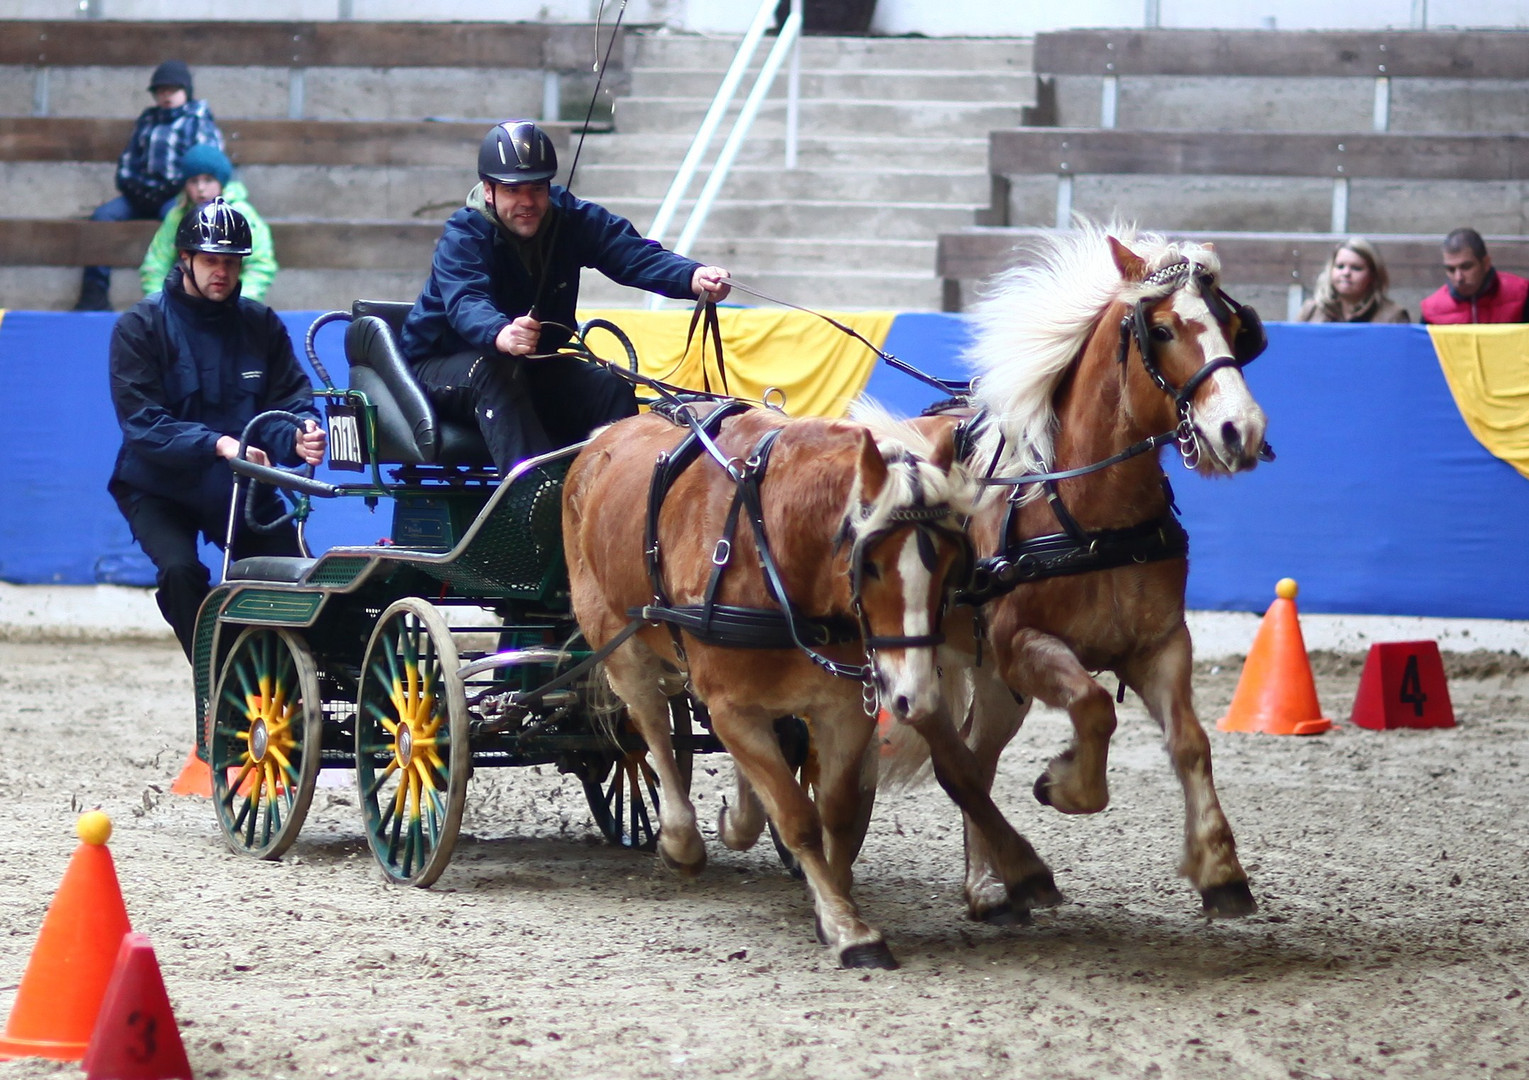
108, 198, 327, 661
399, 120, 734, 473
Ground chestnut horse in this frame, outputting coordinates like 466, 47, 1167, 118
564, 404, 1005, 968
883, 222, 1270, 923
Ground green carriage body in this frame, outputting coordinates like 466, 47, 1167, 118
193, 305, 713, 886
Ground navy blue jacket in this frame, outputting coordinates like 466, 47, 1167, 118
401, 184, 701, 363
108, 265, 319, 510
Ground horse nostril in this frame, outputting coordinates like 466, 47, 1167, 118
894, 694, 911, 717
1221, 420, 1244, 460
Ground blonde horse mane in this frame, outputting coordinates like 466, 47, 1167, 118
847, 400, 980, 532
965, 219, 1223, 499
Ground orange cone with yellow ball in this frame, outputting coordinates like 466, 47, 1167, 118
0, 812, 133, 1061
1217, 578, 1333, 736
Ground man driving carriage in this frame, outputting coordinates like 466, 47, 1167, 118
400, 120, 734, 473
108, 198, 327, 661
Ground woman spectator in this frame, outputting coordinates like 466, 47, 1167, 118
1297, 237, 1408, 323
140, 143, 278, 302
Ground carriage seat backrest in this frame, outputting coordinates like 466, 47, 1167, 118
343, 300, 493, 467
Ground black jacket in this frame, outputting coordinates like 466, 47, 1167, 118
108, 265, 318, 510
401, 183, 701, 363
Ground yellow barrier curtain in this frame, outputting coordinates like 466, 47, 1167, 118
577, 307, 892, 419
1428, 325, 1529, 481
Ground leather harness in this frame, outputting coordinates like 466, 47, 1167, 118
955, 261, 1270, 608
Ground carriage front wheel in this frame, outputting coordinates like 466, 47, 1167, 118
356, 598, 470, 887
208, 626, 324, 860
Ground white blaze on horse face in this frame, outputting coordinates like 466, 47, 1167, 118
1171, 290, 1268, 473
872, 531, 943, 725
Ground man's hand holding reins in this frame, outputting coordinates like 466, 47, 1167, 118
294, 419, 327, 466
692, 266, 731, 302
497, 314, 542, 356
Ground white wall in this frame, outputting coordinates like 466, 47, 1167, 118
7, 0, 1528, 29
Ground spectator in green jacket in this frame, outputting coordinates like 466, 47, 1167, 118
140, 143, 278, 303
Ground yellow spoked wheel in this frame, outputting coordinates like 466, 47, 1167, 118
356, 598, 469, 887
209, 627, 324, 860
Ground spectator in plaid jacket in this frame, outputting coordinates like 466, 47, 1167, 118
73, 59, 224, 311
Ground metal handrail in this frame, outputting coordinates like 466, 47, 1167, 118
646, 0, 803, 308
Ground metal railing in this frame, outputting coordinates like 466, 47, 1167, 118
646, 0, 803, 308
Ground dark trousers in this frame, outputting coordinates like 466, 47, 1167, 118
411, 350, 638, 473
116, 488, 301, 662
83, 193, 178, 291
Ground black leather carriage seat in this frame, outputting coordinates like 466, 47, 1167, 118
225, 556, 317, 583
344, 299, 494, 467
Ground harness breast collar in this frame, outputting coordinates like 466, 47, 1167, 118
954, 260, 1269, 607
636, 402, 871, 682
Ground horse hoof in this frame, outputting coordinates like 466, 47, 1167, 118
970, 900, 1031, 927
1014, 872, 1064, 910
1201, 880, 1257, 918
1032, 773, 1053, 807
839, 942, 899, 970
657, 838, 707, 878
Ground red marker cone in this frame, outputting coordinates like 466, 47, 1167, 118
1217, 579, 1333, 736
168, 747, 212, 797
0, 813, 132, 1061
82, 934, 192, 1080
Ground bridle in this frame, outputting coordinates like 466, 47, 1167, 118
1115, 260, 1269, 470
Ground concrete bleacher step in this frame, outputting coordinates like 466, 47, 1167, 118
627, 68, 1038, 104
631, 34, 1033, 72
578, 268, 945, 312
576, 131, 993, 170
574, 162, 990, 205
613, 97, 1029, 137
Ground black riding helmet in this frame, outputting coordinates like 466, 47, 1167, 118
478, 120, 558, 185
175, 197, 253, 257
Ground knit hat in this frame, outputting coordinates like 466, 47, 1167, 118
179, 143, 232, 185
148, 59, 193, 96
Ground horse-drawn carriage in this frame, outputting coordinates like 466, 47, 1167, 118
193, 300, 720, 888
195, 223, 1275, 967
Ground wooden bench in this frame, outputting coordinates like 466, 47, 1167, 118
936, 228, 1529, 315
983, 128, 1529, 234
1, 20, 626, 122
1031, 29, 1529, 132
0, 219, 440, 271
0, 116, 575, 167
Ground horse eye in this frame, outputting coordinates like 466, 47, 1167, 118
861, 561, 881, 581
1150, 325, 1174, 343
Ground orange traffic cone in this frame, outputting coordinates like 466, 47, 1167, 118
0, 812, 133, 1061
83, 934, 192, 1080
1217, 578, 1333, 736
168, 746, 211, 797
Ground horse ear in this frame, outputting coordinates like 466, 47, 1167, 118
1108, 236, 1148, 282
855, 430, 889, 497
927, 425, 956, 472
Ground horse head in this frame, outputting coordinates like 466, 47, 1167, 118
1108, 235, 1269, 476
838, 416, 976, 725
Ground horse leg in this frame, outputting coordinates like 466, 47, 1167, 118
710, 703, 896, 970
1125, 625, 1257, 917
903, 686, 1061, 923
602, 653, 707, 877
717, 769, 767, 852
804, 706, 878, 885
1003, 628, 1117, 815
954, 662, 1051, 922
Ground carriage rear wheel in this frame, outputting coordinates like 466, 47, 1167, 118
355, 598, 470, 887
208, 627, 324, 860
581, 696, 694, 851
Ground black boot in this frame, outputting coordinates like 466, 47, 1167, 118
72, 280, 111, 311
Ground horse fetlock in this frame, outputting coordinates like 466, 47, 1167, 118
965, 871, 1018, 924
716, 801, 762, 852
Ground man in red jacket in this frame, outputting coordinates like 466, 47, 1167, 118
1419, 228, 1529, 324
